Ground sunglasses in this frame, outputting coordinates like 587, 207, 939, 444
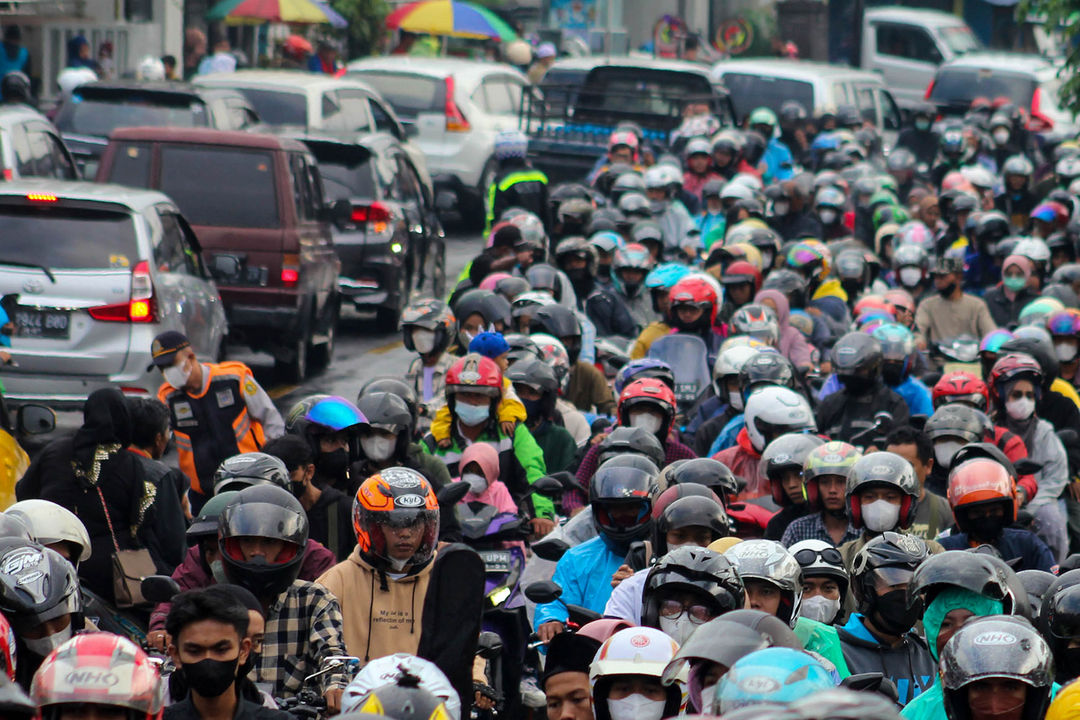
793, 547, 843, 567
658, 599, 714, 623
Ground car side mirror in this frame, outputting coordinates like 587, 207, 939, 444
211, 254, 241, 280
140, 575, 181, 604
17, 405, 55, 435
330, 199, 352, 231
524, 580, 563, 605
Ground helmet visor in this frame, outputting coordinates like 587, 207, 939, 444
220, 502, 307, 547
306, 397, 367, 431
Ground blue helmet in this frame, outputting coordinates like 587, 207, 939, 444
614, 358, 675, 396
646, 262, 692, 290
872, 322, 915, 384
715, 647, 835, 713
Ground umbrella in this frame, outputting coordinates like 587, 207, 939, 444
313, 0, 348, 28
206, 0, 332, 24
386, 0, 517, 41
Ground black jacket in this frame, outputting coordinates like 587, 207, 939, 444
982, 284, 1041, 328
895, 128, 939, 168
768, 210, 823, 242
765, 504, 810, 541
836, 616, 936, 706
816, 383, 910, 445
581, 286, 638, 337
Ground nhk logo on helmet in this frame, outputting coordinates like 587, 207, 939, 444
973, 632, 1017, 646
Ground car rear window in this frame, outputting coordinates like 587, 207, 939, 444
303, 142, 376, 199
348, 72, 442, 118
581, 69, 714, 117
55, 96, 210, 137
0, 204, 137, 269
159, 146, 279, 228
929, 68, 1036, 108
234, 89, 307, 126
720, 73, 815, 121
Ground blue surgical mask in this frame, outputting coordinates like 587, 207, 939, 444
455, 401, 490, 427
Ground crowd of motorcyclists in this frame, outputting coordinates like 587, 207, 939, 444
7, 82, 1080, 720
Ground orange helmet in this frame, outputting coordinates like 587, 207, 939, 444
947, 458, 1018, 529
353, 467, 439, 573
31, 632, 163, 720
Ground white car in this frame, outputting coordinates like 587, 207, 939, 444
192, 70, 430, 190
345, 57, 529, 226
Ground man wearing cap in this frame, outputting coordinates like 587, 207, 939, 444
542, 631, 601, 720
152, 331, 285, 511
913, 256, 996, 350
527, 42, 556, 85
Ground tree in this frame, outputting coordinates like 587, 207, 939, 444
330, 0, 389, 58
1017, 0, 1080, 116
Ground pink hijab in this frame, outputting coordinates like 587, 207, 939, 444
755, 288, 812, 371
1001, 254, 1034, 301
457, 442, 516, 513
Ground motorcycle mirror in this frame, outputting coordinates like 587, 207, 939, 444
524, 580, 563, 605
17, 404, 55, 435
140, 575, 181, 604
438, 481, 471, 507
1014, 459, 1043, 476
531, 475, 565, 498
532, 536, 570, 562
476, 631, 503, 659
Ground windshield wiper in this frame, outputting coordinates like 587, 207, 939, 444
0, 260, 56, 283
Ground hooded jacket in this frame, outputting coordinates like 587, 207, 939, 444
533, 534, 625, 627
816, 381, 910, 445
755, 289, 813, 370
712, 427, 763, 497
836, 613, 936, 706
459, 442, 517, 514
982, 255, 1041, 327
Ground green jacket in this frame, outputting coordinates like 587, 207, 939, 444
794, 617, 851, 680
531, 421, 578, 474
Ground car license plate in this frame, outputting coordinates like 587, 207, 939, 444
479, 550, 512, 573
15, 308, 70, 339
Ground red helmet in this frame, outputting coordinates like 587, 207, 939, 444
618, 378, 677, 437
668, 275, 719, 327
853, 295, 895, 321
988, 353, 1043, 405
0, 611, 13, 681
932, 371, 990, 411
883, 289, 916, 317
445, 353, 503, 399
947, 458, 1018, 532
720, 261, 763, 295
31, 632, 163, 720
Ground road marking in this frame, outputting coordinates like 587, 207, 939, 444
268, 384, 299, 399
371, 340, 404, 355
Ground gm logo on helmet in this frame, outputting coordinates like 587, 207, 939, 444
973, 632, 1016, 646
396, 494, 425, 508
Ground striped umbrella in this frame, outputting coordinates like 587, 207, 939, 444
386, 0, 517, 41
206, 0, 333, 24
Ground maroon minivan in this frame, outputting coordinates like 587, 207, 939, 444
97, 127, 346, 381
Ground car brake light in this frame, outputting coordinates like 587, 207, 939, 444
351, 202, 392, 234
2, 169, 12, 181
88, 261, 158, 323
1028, 87, 1054, 132
444, 77, 470, 132
924, 80, 935, 100
26, 193, 57, 202
281, 254, 300, 285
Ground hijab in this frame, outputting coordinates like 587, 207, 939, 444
754, 288, 812, 370
72, 387, 132, 476
1001, 254, 1034, 302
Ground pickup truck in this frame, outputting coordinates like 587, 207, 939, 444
521, 57, 734, 185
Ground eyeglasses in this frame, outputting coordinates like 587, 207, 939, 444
793, 547, 843, 567
658, 599, 714, 623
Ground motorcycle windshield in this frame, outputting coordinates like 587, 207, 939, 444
648, 334, 711, 405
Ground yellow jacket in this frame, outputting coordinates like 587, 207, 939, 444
630, 322, 672, 360
429, 377, 526, 444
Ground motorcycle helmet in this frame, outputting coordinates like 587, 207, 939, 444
505, 357, 559, 421
932, 371, 991, 411
659, 619, 771, 714
787, 687, 903, 720
789, 538, 849, 602
761, 433, 827, 507
743, 387, 816, 454
669, 275, 720, 331
761, 268, 808, 309
1017, 570, 1055, 617
988, 353, 1043, 411
724, 540, 803, 627
641, 547, 744, 642
947, 458, 1019, 539
908, 549, 1024, 617
664, 458, 740, 505
715, 648, 832, 712
653, 496, 731, 556
356, 378, 420, 432
893, 244, 930, 290
0, 515, 28, 543
0, 612, 13, 681
872, 323, 916, 386
343, 654, 459, 720
785, 240, 832, 285
596, 426, 665, 469
4, 501, 91, 564
850, 531, 928, 620
612, 243, 655, 298
925, 404, 989, 476
0, 539, 83, 647
617, 378, 677, 440
524, 264, 563, 304
645, 263, 692, 314
831, 331, 883, 394
589, 628, 681, 720
0, 72, 31, 106
286, 395, 367, 460
212, 452, 290, 495
846, 452, 920, 530
445, 353, 503, 421
802, 441, 862, 510
738, 351, 797, 398
352, 671, 453, 720
357, 391, 415, 462
731, 304, 780, 346
218, 485, 309, 598
712, 345, 760, 411
589, 465, 656, 544
530, 333, 571, 391
401, 298, 455, 356
614, 358, 676, 396
353, 467, 439, 574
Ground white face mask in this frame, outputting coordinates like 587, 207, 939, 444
1006, 397, 1036, 421
861, 499, 901, 533
700, 683, 718, 714
608, 695, 665, 720
773, 201, 790, 217
1056, 341, 1078, 363
629, 411, 663, 435
993, 128, 1010, 146
728, 389, 745, 412
163, 360, 191, 389
934, 440, 964, 469
412, 328, 436, 354
462, 472, 487, 494
24, 624, 72, 657
361, 434, 396, 462
800, 594, 841, 624
898, 267, 923, 288
819, 209, 838, 225
659, 614, 698, 645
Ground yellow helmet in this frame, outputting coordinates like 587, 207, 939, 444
1046, 679, 1080, 720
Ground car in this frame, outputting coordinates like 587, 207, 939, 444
344, 57, 529, 225
96, 127, 344, 383
0, 179, 227, 408
710, 58, 902, 135
190, 70, 431, 193
0, 105, 79, 181
287, 131, 447, 330
53, 80, 261, 177
926, 52, 1075, 133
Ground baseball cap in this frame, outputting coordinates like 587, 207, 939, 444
931, 256, 965, 275
150, 330, 191, 368
537, 42, 556, 59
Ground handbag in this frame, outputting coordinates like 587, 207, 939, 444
96, 485, 157, 609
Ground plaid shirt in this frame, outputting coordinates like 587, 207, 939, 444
565, 437, 700, 511
780, 513, 860, 548
256, 580, 348, 699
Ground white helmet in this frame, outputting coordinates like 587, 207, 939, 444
788, 538, 849, 598
643, 166, 668, 191
590, 627, 683, 720
729, 172, 764, 192
6, 499, 92, 562
56, 67, 97, 98
136, 56, 166, 81
713, 344, 760, 401
342, 653, 460, 720
743, 386, 816, 453
720, 181, 754, 202
1013, 236, 1051, 266
658, 164, 683, 188
960, 164, 995, 191
723, 539, 803, 627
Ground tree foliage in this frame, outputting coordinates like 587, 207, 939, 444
1016, 0, 1080, 117
329, 0, 389, 58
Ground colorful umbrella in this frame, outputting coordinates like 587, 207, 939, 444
386, 0, 518, 41
206, 0, 332, 24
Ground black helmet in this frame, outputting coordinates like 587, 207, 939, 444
738, 350, 796, 396
832, 331, 883, 390
653, 496, 730, 556
587, 207, 626, 235
974, 211, 1010, 248
849, 531, 928, 624
941, 616, 1053, 720
186, 491, 240, 541
0, 72, 31, 105
596, 453, 661, 485
714, 608, 803, 649
400, 298, 455, 355
925, 404, 988, 445
529, 304, 580, 340
907, 550, 1026, 616
589, 465, 655, 544
492, 276, 530, 305
218, 485, 309, 599
846, 452, 920, 530
780, 100, 808, 124
506, 358, 559, 423
666, 457, 740, 505
596, 426, 665, 469
702, 178, 725, 200
0, 540, 83, 640
357, 391, 414, 461
555, 235, 597, 272
525, 264, 564, 303
886, 148, 916, 173
1017, 569, 1056, 617
641, 547, 744, 631
761, 269, 808, 308
212, 452, 290, 495
760, 433, 826, 507
357, 377, 420, 433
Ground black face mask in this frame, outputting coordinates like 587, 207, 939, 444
183, 656, 239, 698
622, 280, 643, 298
1061, 646, 1080, 679
871, 588, 920, 636
937, 282, 958, 299
238, 651, 259, 680
521, 397, 543, 423
597, 262, 612, 280
289, 481, 306, 499
967, 513, 1006, 544
881, 362, 905, 387
316, 448, 349, 481
840, 374, 876, 396
562, 339, 582, 365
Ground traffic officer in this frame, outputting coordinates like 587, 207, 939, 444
486, 129, 551, 234
152, 331, 285, 512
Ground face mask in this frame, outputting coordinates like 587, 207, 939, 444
210, 559, 228, 584
629, 411, 663, 435
727, 389, 745, 412
872, 588, 920, 636
761, 250, 775, 269
163, 361, 191, 389
455, 401, 490, 427
700, 683, 718, 714
238, 651, 259, 680
915, 118, 931, 131
182, 656, 239, 698
898, 267, 923, 288
1006, 397, 1035, 421
565, 267, 593, 290
968, 512, 1006, 543
608, 694, 666, 720
993, 128, 1010, 146
840, 374, 875, 396
316, 448, 349, 481
649, 199, 669, 215
462, 472, 487, 494
800, 595, 841, 624
1062, 647, 1080, 679
622, 281, 643, 299
935, 440, 964, 469
361, 434, 396, 462
412, 328, 436, 354
882, 362, 904, 387
23, 625, 72, 657
773, 201, 790, 217
1058, 342, 1079, 363
861, 499, 901, 533
937, 282, 958, 299
659, 614, 698, 645
1003, 275, 1027, 292
819, 209, 838, 225
521, 397, 543, 422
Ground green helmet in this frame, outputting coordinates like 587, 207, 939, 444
748, 107, 778, 128
876, 175, 899, 194
873, 205, 910, 231
187, 490, 240, 539
868, 189, 899, 214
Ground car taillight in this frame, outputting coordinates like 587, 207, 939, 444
1028, 87, 1054, 132
281, 254, 300, 286
26, 193, 57, 202
444, 76, 470, 132
924, 80, 935, 100
88, 260, 158, 323
351, 202, 392, 234
2, 169, 12, 181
